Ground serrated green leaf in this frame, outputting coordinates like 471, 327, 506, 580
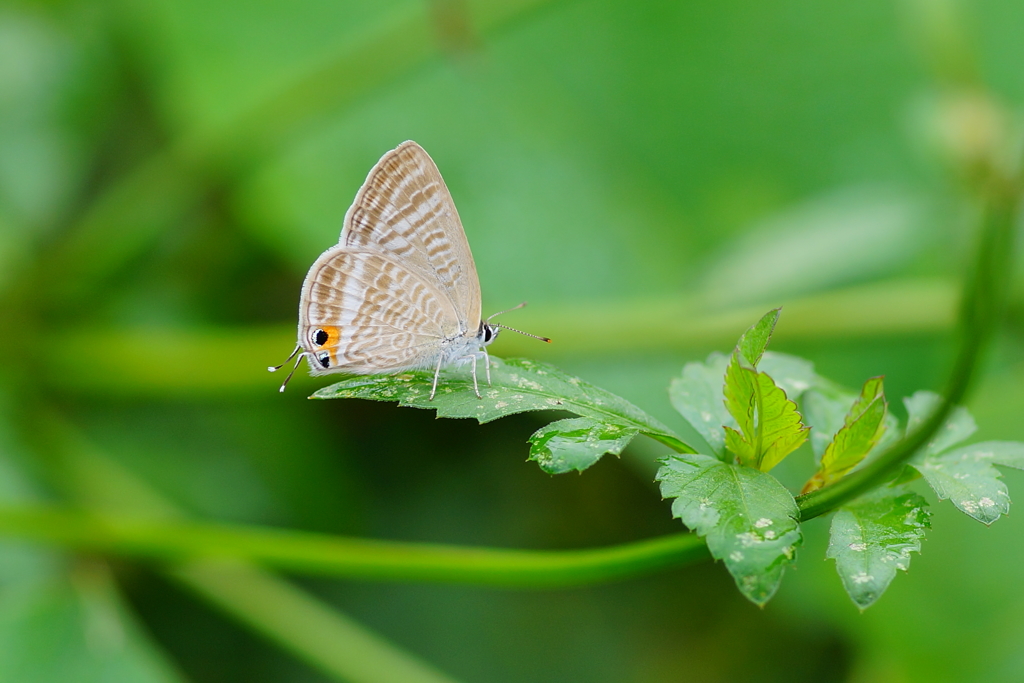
912, 440, 1024, 524
904, 391, 976, 455
312, 357, 691, 452
814, 377, 887, 485
723, 354, 809, 471
723, 355, 758, 464
528, 418, 638, 474
758, 352, 816, 400
756, 372, 810, 471
669, 352, 732, 458
657, 454, 801, 605
827, 485, 930, 610
737, 308, 781, 368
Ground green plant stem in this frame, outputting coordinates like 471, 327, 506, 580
0, 505, 708, 588
46, 278, 958, 396
24, 414, 470, 683
797, 174, 1020, 520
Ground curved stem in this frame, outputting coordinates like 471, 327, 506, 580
797, 174, 1020, 520
0, 505, 708, 588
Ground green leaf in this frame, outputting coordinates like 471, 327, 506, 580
827, 485, 930, 610
669, 352, 732, 458
802, 381, 856, 459
809, 377, 887, 490
528, 418, 638, 474
313, 357, 691, 453
657, 454, 801, 605
737, 308, 781, 368
723, 356, 809, 471
723, 355, 758, 464
912, 440, 1024, 524
904, 391, 977, 456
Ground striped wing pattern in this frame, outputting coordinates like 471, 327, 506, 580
341, 141, 481, 329
300, 249, 460, 374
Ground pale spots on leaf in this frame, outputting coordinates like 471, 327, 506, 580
729, 551, 744, 562
494, 401, 509, 409
700, 410, 712, 422
783, 546, 795, 560
736, 532, 765, 547
545, 398, 563, 406
850, 572, 874, 584
754, 518, 773, 528
961, 500, 979, 514
848, 543, 867, 552
979, 497, 996, 508
764, 530, 777, 540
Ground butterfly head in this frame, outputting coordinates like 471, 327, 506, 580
480, 322, 500, 346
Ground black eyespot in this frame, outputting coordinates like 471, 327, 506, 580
313, 329, 329, 346
317, 352, 331, 369
483, 326, 493, 343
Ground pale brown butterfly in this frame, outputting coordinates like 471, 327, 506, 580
271, 141, 549, 398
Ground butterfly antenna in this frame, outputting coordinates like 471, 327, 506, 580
486, 301, 529, 321
494, 323, 552, 343
487, 302, 551, 343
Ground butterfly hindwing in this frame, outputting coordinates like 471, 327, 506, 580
299, 248, 461, 374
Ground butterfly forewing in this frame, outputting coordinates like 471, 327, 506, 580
300, 249, 460, 374
341, 141, 482, 331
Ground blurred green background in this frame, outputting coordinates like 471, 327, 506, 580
2, 0, 1024, 681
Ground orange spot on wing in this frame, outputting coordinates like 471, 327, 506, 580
318, 325, 341, 348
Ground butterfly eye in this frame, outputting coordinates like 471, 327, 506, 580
313, 329, 329, 346
316, 351, 331, 369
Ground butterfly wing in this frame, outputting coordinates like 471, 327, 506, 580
340, 141, 482, 332
298, 247, 462, 375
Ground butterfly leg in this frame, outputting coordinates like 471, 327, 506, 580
481, 347, 493, 386
429, 354, 444, 401
470, 353, 482, 399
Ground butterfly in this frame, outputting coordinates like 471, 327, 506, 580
271, 141, 549, 398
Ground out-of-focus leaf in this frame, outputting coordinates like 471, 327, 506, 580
527, 418, 638, 474
803, 377, 888, 492
669, 352, 732, 458
827, 485, 930, 610
724, 356, 808, 471
757, 352, 816, 400
912, 441, 1024, 525
904, 390, 977, 455
0, 568, 184, 683
737, 308, 780, 367
657, 454, 801, 605
700, 187, 927, 308
313, 357, 691, 453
